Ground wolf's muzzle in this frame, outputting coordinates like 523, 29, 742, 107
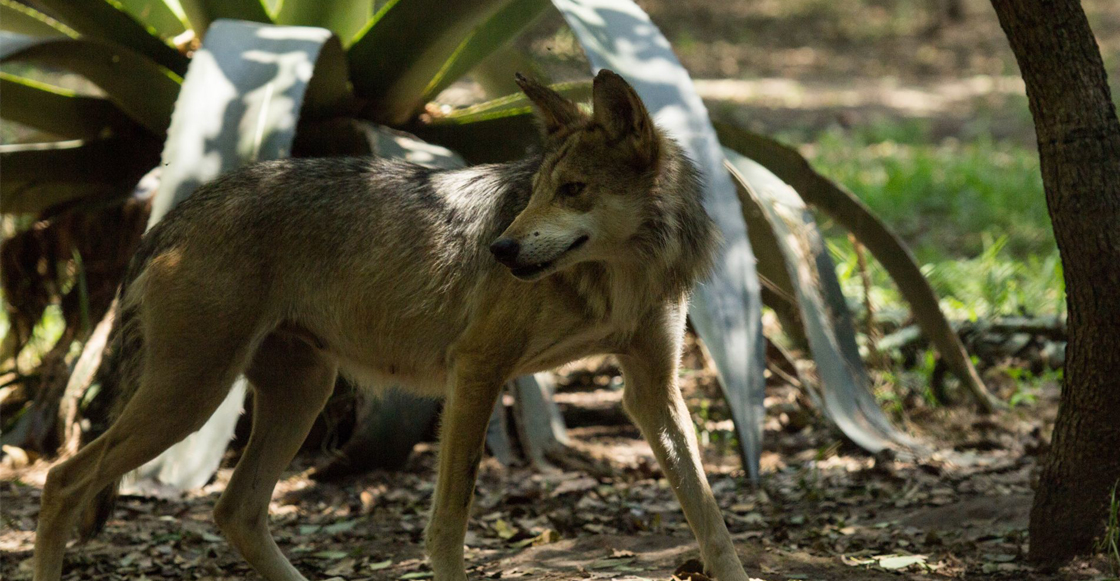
489, 238, 521, 266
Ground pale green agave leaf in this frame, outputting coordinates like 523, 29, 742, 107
115, 0, 188, 39
0, 32, 181, 135
438, 80, 592, 121
0, 0, 77, 37
148, 19, 347, 223
347, 0, 513, 124
724, 148, 916, 453
275, 0, 372, 45
418, 0, 551, 104
511, 373, 570, 467
178, 0, 272, 34
0, 72, 140, 139
550, 0, 767, 478
713, 120, 1001, 413
31, 0, 188, 74
138, 20, 348, 489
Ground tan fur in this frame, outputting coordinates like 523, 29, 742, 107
32, 70, 749, 581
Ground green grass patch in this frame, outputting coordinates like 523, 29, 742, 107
799, 121, 1052, 260
787, 119, 1064, 320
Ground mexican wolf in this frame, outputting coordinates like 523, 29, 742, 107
34, 70, 750, 581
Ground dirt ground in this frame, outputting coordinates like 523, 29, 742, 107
1, 337, 1114, 581
525, 0, 1119, 142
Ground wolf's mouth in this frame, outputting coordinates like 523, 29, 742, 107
510, 235, 589, 279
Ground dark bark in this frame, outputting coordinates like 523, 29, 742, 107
989, 0, 1120, 565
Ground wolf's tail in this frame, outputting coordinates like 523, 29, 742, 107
75, 228, 167, 541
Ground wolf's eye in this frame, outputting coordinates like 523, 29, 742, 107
557, 182, 586, 198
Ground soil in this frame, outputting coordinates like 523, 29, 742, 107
519, 0, 1119, 143
1, 337, 1113, 580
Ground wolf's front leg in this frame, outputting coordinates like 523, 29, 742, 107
425, 362, 505, 581
618, 308, 749, 581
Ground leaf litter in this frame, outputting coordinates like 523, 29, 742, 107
0, 338, 1112, 580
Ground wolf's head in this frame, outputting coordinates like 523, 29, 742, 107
490, 70, 682, 282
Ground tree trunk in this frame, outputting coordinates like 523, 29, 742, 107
989, 0, 1120, 565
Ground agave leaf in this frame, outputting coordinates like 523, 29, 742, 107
178, 0, 272, 35
0, 137, 161, 214
135, 20, 348, 489
736, 165, 809, 350
486, 393, 515, 465
410, 107, 539, 164
115, 0, 187, 39
713, 121, 1003, 413
275, 0, 371, 45
295, 119, 470, 168
408, 82, 591, 163
551, 0, 767, 478
149, 20, 347, 221
30, 0, 188, 74
724, 148, 917, 453
440, 80, 592, 121
0, 33, 181, 135
0, 0, 77, 37
470, 45, 548, 99
418, 0, 551, 104
310, 387, 444, 479
347, 0, 512, 124
0, 72, 142, 139
511, 373, 569, 468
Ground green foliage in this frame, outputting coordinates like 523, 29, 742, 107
347, 0, 534, 124
1, 35, 182, 135
114, 0, 187, 38
14, 305, 65, 370
275, 0, 373, 43
0, 0, 550, 213
0, 72, 140, 139
924, 235, 1064, 320
1100, 480, 1120, 576
178, 0, 272, 33
800, 121, 1051, 259
1003, 367, 1061, 408
808, 120, 1063, 321
31, 0, 189, 74
0, 0, 78, 37
416, 0, 550, 105
830, 233, 1065, 323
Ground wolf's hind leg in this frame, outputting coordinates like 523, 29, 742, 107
34, 332, 250, 581
214, 331, 336, 581
618, 308, 749, 581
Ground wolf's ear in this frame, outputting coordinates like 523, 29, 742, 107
516, 73, 584, 137
592, 69, 659, 167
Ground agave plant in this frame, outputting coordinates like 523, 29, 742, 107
0, 0, 1000, 486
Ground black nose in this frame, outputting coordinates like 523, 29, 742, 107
489, 238, 520, 265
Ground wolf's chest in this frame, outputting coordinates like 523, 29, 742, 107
514, 320, 630, 376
